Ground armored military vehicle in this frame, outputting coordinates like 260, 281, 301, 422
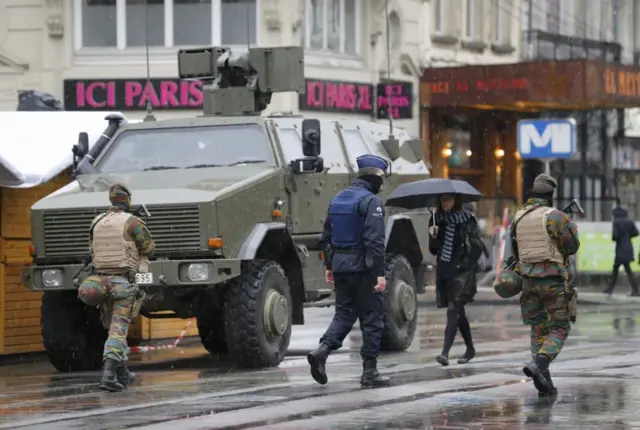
20, 46, 431, 372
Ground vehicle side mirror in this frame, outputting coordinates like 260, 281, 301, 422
72, 132, 90, 176
301, 119, 321, 157
73, 132, 89, 158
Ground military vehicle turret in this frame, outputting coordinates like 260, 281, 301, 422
20, 45, 431, 371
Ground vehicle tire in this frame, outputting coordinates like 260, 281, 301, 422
223, 260, 292, 368
380, 255, 418, 351
196, 310, 228, 354
42, 290, 107, 372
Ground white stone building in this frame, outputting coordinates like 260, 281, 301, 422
0, 0, 522, 137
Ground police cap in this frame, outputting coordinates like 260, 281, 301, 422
532, 174, 557, 194
356, 154, 390, 177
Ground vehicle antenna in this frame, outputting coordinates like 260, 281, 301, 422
246, 3, 251, 51
143, 0, 156, 122
384, 0, 393, 135
378, 0, 400, 161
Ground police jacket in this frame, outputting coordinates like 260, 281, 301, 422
320, 178, 386, 276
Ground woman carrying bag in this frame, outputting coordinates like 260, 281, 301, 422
429, 194, 485, 366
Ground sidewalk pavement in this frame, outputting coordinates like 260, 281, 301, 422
419, 285, 640, 307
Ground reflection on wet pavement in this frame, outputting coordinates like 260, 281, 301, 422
0, 304, 639, 429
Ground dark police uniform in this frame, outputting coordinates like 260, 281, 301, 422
307, 154, 391, 388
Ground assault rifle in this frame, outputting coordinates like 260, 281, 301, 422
72, 204, 151, 283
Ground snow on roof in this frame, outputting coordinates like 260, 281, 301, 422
0, 111, 133, 188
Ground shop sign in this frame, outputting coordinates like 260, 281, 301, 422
299, 79, 373, 115
63, 79, 204, 111
428, 77, 528, 96
376, 81, 413, 120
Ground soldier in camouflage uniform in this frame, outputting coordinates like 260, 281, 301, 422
510, 174, 580, 396
77, 184, 155, 392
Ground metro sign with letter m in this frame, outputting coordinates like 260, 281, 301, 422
517, 119, 576, 159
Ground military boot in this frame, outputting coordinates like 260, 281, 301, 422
538, 369, 558, 397
307, 344, 331, 385
360, 359, 391, 388
116, 362, 136, 388
100, 359, 125, 392
523, 354, 553, 395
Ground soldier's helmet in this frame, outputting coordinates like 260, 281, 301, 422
493, 269, 523, 299
109, 183, 132, 208
77, 275, 109, 306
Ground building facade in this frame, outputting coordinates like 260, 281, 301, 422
524, 0, 640, 220
419, 0, 523, 220
0, 0, 430, 136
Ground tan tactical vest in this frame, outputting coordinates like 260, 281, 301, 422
513, 206, 564, 264
91, 211, 140, 271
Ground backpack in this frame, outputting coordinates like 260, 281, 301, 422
462, 218, 490, 272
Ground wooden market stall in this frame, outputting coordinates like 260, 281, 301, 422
0, 173, 200, 356
0, 111, 198, 358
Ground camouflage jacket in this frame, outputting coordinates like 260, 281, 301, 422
90, 207, 156, 257
510, 198, 580, 278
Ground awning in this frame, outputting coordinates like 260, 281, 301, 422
420, 60, 640, 111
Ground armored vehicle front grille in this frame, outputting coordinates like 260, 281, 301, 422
42, 205, 201, 257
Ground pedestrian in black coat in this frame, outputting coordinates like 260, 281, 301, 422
605, 205, 639, 296
429, 194, 484, 366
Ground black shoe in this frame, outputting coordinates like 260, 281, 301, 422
100, 359, 125, 392
457, 348, 476, 364
436, 355, 449, 366
360, 359, 391, 388
307, 344, 331, 385
523, 357, 553, 395
116, 363, 136, 388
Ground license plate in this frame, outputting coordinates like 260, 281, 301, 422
135, 273, 153, 284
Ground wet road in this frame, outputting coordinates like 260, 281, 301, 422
1, 302, 640, 429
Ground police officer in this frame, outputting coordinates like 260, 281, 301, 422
77, 184, 155, 392
509, 174, 579, 396
307, 154, 391, 388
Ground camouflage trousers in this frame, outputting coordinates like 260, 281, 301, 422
520, 275, 571, 362
78, 275, 137, 363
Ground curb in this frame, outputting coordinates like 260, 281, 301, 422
419, 286, 640, 308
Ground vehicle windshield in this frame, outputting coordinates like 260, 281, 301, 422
96, 124, 275, 173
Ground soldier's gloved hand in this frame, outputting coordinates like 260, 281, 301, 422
325, 270, 334, 285
374, 276, 387, 292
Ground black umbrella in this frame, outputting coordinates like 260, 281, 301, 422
385, 178, 482, 210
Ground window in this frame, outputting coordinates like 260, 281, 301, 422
491, 0, 511, 45
75, 0, 258, 51
96, 124, 274, 173
278, 129, 304, 161
434, 0, 447, 34
545, 0, 560, 34
464, 0, 480, 40
342, 130, 370, 168
304, 0, 359, 54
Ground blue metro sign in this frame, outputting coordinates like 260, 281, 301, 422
517, 119, 576, 159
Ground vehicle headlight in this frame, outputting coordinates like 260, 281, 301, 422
187, 264, 209, 282
42, 269, 63, 288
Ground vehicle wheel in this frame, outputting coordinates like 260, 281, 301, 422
196, 310, 228, 354
42, 291, 107, 372
380, 255, 418, 351
223, 260, 292, 368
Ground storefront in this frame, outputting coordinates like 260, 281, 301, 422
421, 60, 640, 221
297, 77, 416, 133
62, 75, 419, 134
